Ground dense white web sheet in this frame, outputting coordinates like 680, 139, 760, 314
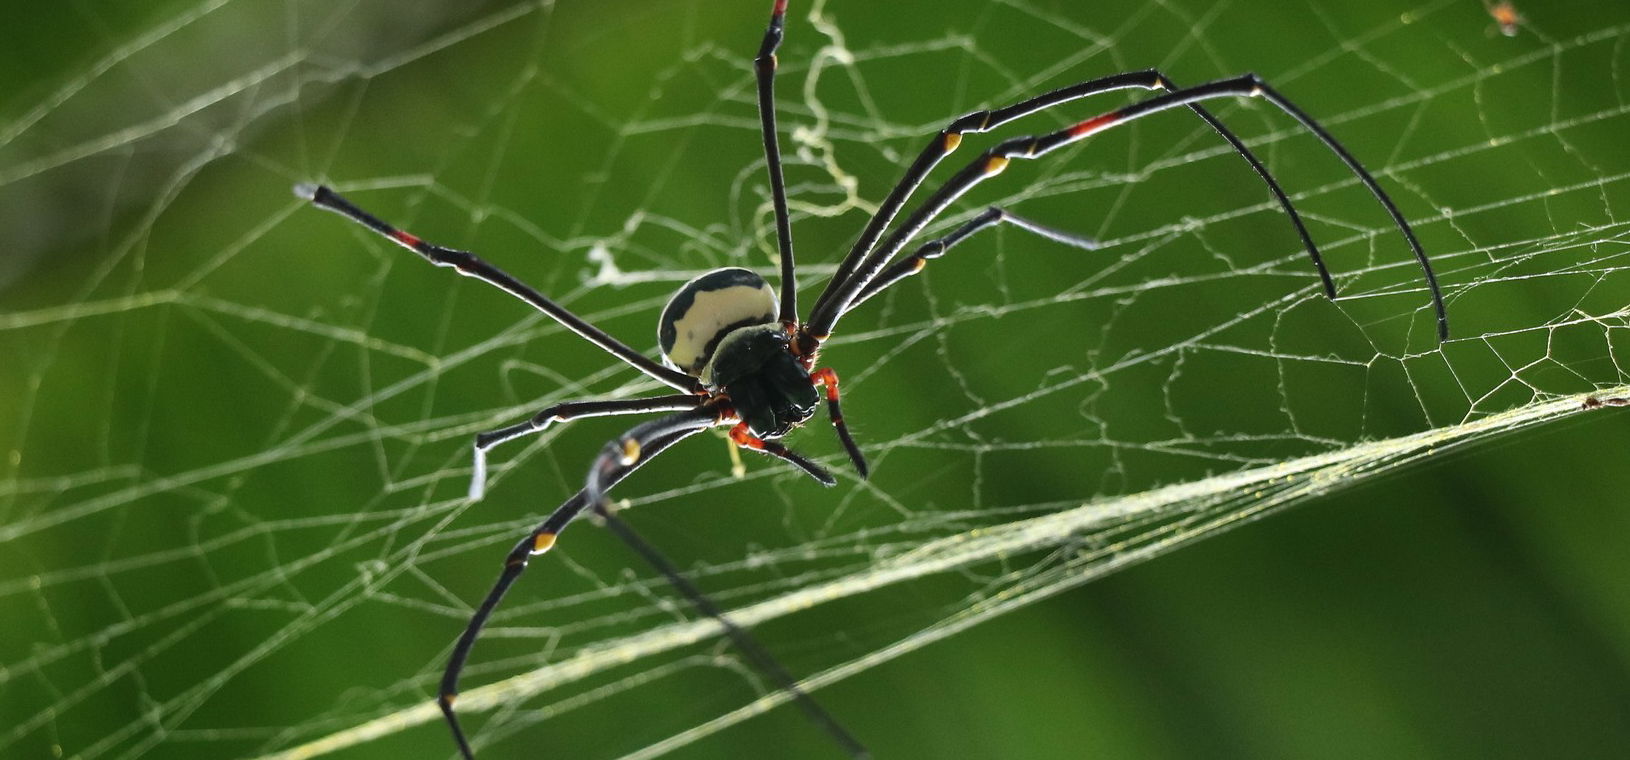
2, 0, 1628, 758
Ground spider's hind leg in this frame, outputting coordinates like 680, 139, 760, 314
440, 412, 716, 760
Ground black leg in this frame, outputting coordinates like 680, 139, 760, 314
815, 74, 1449, 342
755, 0, 800, 324
727, 422, 836, 485
439, 408, 720, 760
809, 367, 868, 478
1165, 72, 1336, 300
469, 394, 704, 501
595, 503, 869, 759
807, 68, 1327, 335
850, 206, 1097, 307
583, 404, 865, 757
295, 184, 705, 393
583, 406, 734, 509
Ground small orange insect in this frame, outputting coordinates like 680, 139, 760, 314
1486, 0, 1522, 37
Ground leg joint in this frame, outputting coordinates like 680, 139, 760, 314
430, 247, 477, 272
729, 423, 763, 450
530, 406, 566, 426
948, 110, 991, 134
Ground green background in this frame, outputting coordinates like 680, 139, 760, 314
3, 1, 1629, 758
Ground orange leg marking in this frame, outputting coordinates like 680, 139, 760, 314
728, 421, 835, 485
811, 367, 841, 402
729, 422, 765, 450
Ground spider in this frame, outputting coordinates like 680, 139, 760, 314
296, 2, 1447, 757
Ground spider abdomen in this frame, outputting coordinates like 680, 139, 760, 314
658, 267, 777, 376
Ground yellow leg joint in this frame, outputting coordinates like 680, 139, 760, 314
620, 437, 641, 465
532, 532, 557, 554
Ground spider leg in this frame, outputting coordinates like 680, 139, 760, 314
809, 367, 868, 478
580, 406, 865, 756
594, 505, 869, 759
295, 184, 704, 393
469, 394, 704, 501
850, 206, 1098, 307
817, 74, 1449, 342
581, 404, 730, 547
1163, 72, 1335, 300
727, 423, 837, 486
755, 0, 800, 323
807, 67, 1325, 336
440, 407, 719, 760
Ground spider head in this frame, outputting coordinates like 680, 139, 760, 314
704, 325, 818, 439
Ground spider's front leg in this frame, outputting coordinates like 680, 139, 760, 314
755, 0, 800, 323
807, 68, 1325, 336
816, 73, 1449, 341
850, 206, 1098, 307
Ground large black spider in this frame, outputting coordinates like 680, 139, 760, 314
296, 2, 1447, 757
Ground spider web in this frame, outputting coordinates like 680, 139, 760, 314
3, 0, 1629, 758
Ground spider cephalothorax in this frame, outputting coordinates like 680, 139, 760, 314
297, 1, 1447, 756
